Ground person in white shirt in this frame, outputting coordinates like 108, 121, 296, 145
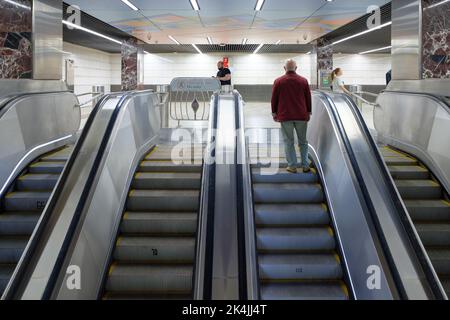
330, 68, 351, 94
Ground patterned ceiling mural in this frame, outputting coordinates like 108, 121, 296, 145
65, 0, 390, 44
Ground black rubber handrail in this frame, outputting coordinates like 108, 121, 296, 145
2, 90, 132, 300
233, 91, 247, 300
341, 92, 446, 300
317, 90, 404, 299
201, 93, 219, 300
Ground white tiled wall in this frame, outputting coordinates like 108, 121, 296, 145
333, 54, 391, 85
62, 42, 113, 104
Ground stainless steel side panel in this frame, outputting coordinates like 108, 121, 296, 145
0, 92, 80, 199
375, 91, 450, 193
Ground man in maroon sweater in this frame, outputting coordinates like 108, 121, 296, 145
271, 59, 312, 173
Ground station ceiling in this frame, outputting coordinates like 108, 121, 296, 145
64, 0, 390, 45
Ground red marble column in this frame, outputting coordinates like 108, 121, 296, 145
121, 38, 144, 91
0, 0, 32, 79
422, 0, 450, 79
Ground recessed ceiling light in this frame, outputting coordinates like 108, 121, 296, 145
255, 0, 265, 11
189, 0, 200, 11
192, 44, 203, 54
359, 45, 392, 55
332, 21, 392, 45
242, 38, 248, 45
168, 35, 181, 45
121, 0, 139, 11
62, 20, 122, 45
207, 36, 213, 45
253, 43, 264, 54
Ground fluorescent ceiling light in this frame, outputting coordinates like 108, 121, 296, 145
359, 45, 392, 55
253, 43, 264, 54
189, 0, 200, 11
121, 0, 139, 11
62, 20, 122, 45
207, 36, 213, 45
169, 35, 181, 45
242, 38, 248, 45
275, 40, 281, 45
192, 44, 203, 54
332, 21, 392, 45
306, 51, 311, 54
425, 0, 450, 9
255, 0, 265, 11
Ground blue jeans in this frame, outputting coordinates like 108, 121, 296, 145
280, 121, 309, 168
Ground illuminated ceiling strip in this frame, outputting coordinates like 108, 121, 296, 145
121, 0, 139, 11
242, 38, 248, 45
62, 20, 122, 45
425, 0, 450, 9
4, 0, 30, 9
359, 45, 392, 55
207, 36, 213, 45
275, 40, 281, 45
169, 35, 181, 45
253, 43, 264, 54
255, 0, 265, 11
192, 44, 203, 54
332, 21, 392, 45
189, 0, 200, 11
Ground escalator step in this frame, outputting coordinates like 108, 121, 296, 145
28, 162, 65, 174
253, 183, 323, 204
140, 161, 202, 173
114, 236, 195, 263
103, 292, 192, 300
16, 174, 59, 191
0, 212, 40, 235
121, 212, 197, 235
387, 166, 429, 180
148, 151, 204, 161
259, 254, 343, 280
3, 191, 51, 211
255, 204, 330, 226
250, 159, 289, 168
405, 200, 450, 222
0, 264, 15, 294
260, 282, 348, 300
395, 180, 442, 199
252, 168, 318, 184
427, 249, 450, 274
416, 224, 450, 247
441, 278, 450, 296
106, 264, 193, 294
132, 172, 201, 190
40, 147, 72, 161
257, 227, 335, 252
382, 156, 418, 166
0, 236, 27, 263
127, 190, 199, 212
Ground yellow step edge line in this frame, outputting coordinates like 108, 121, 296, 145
321, 203, 329, 212
384, 146, 416, 161
442, 200, 450, 207
327, 227, 334, 236
340, 281, 350, 298
144, 146, 159, 159
108, 262, 116, 276
334, 253, 341, 264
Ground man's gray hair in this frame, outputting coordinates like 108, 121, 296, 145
285, 59, 297, 72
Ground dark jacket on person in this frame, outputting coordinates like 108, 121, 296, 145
271, 71, 312, 122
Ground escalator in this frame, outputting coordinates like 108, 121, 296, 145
102, 143, 205, 300
249, 144, 349, 300
380, 146, 450, 296
0, 146, 73, 295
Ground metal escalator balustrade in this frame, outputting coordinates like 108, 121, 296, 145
0, 146, 72, 295
103, 144, 205, 299
249, 145, 349, 300
381, 146, 450, 297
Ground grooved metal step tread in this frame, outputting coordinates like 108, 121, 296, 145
253, 183, 323, 204
257, 227, 335, 252
260, 282, 348, 300
0, 264, 15, 294
416, 224, 450, 247
255, 204, 329, 226
0, 212, 40, 235
40, 146, 73, 161
258, 254, 343, 280
28, 161, 65, 174
16, 174, 60, 191
105, 264, 193, 294
114, 236, 195, 263
132, 172, 201, 190
426, 248, 450, 275
252, 169, 318, 183
388, 165, 429, 179
383, 156, 418, 166
139, 161, 202, 173
405, 200, 450, 222
103, 292, 192, 300
121, 212, 197, 235
0, 236, 28, 263
395, 180, 442, 199
3, 191, 52, 212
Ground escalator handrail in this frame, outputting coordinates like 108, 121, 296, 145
0, 90, 73, 117
380, 90, 450, 113
341, 92, 447, 300
2, 90, 144, 299
317, 90, 407, 299
193, 92, 219, 299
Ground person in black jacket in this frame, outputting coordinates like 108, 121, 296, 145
214, 61, 231, 86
